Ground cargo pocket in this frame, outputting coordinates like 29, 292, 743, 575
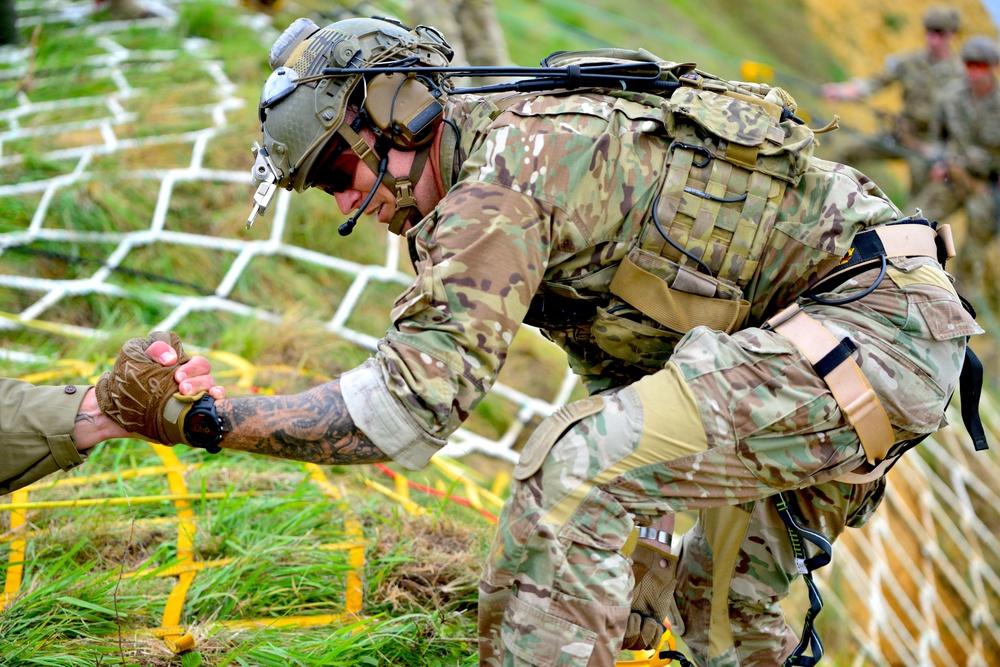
592, 302, 685, 368
727, 328, 849, 489
501, 595, 598, 667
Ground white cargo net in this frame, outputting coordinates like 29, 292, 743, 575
1, 2, 998, 664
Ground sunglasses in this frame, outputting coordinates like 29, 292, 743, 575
307, 136, 356, 194
964, 61, 994, 71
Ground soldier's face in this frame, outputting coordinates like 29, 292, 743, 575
964, 61, 997, 95
318, 128, 437, 228
926, 29, 955, 58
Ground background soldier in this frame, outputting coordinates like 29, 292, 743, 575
96, 16, 983, 666
409, 0, 509, 68
912, 34, 1000, 310
821, 5, 963, 198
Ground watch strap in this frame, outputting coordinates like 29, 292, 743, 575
161, 391, 204, 447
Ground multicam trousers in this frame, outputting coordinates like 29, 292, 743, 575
478, 262, 976, 667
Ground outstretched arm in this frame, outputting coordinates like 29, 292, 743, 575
217, 379, 388, 465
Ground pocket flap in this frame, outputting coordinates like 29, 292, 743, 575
670, 87, 771, 147
917, 298, 984, 341
513, 396, 605, 480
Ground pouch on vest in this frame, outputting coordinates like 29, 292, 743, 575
594, 82, 816, 367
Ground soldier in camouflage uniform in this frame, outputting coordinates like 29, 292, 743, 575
821, 6, 963, 198
912, 35, 1000, 310
95, 17, 983, 667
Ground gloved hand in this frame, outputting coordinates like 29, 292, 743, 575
621, 541, 679, 651
94, 331, 197, 445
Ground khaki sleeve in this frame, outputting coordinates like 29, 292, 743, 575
1, 379, 91, 495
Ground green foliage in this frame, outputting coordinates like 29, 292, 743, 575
0, 153, 75, 185
176, 1, 270, 86
0, 195, 40, 232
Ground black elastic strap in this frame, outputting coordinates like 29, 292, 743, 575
960, 346, 989, 451
811, 337, 858, 378
775, 492, 833, 667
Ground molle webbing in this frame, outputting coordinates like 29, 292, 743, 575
651, 142, 783, 287
766, 305, 894, 464
610, 84, 808, 337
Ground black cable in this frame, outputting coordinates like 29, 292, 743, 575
805, 254, 887, 306
338, 154, 389, 236
320, 62, 675, 97
651, 194, 714, 278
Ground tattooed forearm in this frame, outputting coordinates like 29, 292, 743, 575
216, 379, 389, 465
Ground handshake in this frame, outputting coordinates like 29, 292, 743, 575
95, 331, 225, 449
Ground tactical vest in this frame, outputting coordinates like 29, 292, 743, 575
535, 50, 822, 368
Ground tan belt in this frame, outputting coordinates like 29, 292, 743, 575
765, 305, 894, 464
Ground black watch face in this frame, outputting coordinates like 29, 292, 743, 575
186, 411, 223, 446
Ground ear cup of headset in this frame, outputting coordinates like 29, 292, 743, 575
364, 73, 444, 149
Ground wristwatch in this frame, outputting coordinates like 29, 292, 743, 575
182, 393, 228, 454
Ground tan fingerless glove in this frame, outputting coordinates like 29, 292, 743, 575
621, 542, 679, 652
94, 331, 196, 445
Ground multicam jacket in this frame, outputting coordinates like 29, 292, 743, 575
855, 49, 963, 137
341, 87, 905, 470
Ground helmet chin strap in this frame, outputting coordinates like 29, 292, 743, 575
334, 124, 431, 237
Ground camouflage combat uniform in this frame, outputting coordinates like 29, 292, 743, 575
339, 88, 980, 666
912, 75, 1000, 308
0, 379, 92, 494
827, 48, 963, 196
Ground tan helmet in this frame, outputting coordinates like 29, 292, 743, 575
961, 34, 1000, 64
253, 18, 453, 192
922, 6, 960, 33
